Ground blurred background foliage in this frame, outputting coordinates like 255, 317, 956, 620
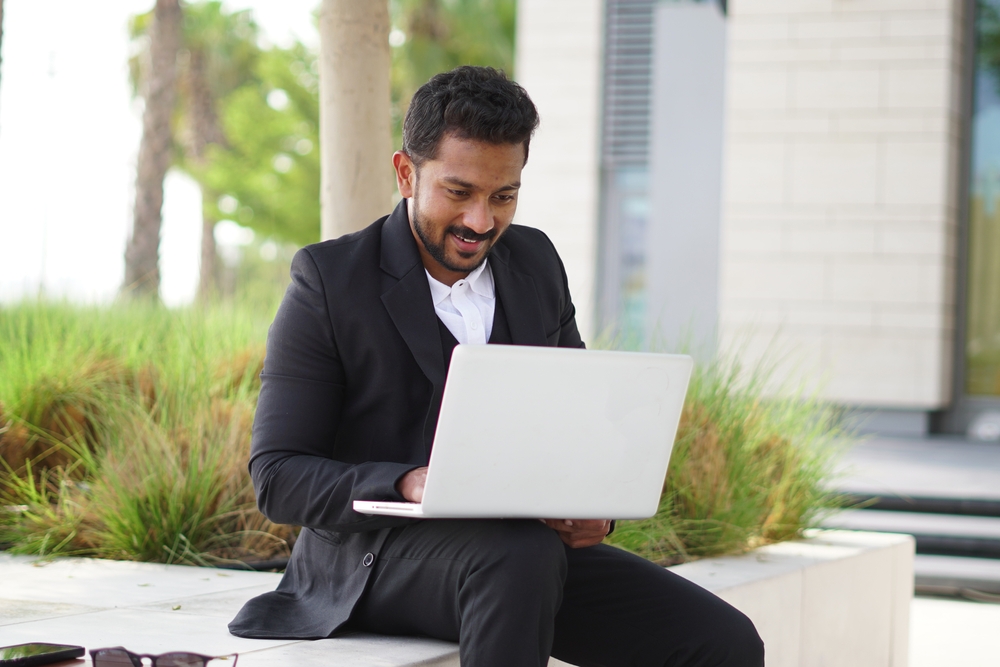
127, 0, 517, 301
197, 43, 321, 248
389, 0, 516, 149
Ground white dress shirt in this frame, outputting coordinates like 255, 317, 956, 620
425, 261, 496, 345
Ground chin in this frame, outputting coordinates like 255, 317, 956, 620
447, 259, 481, 274
452, 249, 488, 267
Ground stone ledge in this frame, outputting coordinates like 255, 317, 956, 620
0, 530, 912, 667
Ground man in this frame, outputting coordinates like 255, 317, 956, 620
230, 66, 763, 667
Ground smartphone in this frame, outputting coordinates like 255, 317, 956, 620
0, 644, 86, 667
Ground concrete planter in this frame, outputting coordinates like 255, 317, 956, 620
661, 530, 914, 667
0, 530, 912, 666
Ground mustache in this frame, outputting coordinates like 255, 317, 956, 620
447, 226, 496, 242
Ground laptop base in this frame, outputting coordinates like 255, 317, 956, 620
353, 500, 427, 517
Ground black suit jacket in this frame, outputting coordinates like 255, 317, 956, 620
229, 199, 584, 639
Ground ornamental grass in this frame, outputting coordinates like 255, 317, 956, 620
1, 301, 845, 567
0, 300, 292, 566
605, 346, 846, 564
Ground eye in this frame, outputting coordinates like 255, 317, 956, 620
494, 193, 516, 203
448, 189, 469, 197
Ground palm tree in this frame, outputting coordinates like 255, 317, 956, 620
175, 3, 259, 300
124, 0, 183, 300
316, 0, 393, 240
128, 1, 260, 300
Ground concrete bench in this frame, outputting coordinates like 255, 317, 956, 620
0, 530, 911, 666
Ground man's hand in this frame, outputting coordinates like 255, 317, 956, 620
397, 468, 609, 548
542, 519, 612, 548
397, 466, 428, 502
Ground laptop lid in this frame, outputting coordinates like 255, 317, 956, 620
418, 345, 692, 519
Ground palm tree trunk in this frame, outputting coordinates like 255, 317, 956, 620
187, 49, 225, 301
318, 0, 393, 240
198, 206, 219, 302
124, 0, 182, 299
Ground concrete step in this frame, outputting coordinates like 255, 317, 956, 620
915, 554, 1000, 598
821, 509, 1000, 559
840, 493, 1000, 518
834, 436, 1000, 507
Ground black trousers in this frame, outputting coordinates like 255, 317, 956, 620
350, 519, 764, 667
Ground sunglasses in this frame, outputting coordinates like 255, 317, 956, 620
90, 647, 238, 667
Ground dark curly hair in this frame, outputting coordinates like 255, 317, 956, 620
402, 65, 540, 167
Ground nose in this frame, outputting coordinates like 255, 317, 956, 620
464, 199, 494, 235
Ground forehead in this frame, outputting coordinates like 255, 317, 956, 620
419, 134, 524, 186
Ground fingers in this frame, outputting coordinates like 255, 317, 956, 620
557, 527, 608, 548
542, 519, 606, 530
558, 532, 604, 548
545, 519, 610, 533
397, 467, 429, 502
542, 519, 612, 548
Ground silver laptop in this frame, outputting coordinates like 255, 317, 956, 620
353, 345, 692, 520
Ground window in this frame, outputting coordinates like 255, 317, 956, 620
965, 0, 1000, 396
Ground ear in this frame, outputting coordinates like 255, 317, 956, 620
393, 151, 416, 199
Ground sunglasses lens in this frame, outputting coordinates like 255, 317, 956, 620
93, 649, 140, 667
157, 654, 206, 667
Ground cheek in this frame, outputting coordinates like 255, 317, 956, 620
425, 198, 463, 224
496, 206, 517, 229
498, 197, 518, 219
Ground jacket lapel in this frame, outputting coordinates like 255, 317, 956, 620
379, 201, 447, 389
489, 239, 548, 347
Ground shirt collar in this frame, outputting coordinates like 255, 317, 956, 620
425, 260, 494, 306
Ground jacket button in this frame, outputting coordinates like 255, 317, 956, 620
363, 552, 375, 567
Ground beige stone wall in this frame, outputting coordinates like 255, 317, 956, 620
720, 0, 967, 407
514, 0, 604, 342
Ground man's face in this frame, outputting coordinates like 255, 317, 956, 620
393, 133, 524, 286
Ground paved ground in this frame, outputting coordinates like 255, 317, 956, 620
910, 596, 1000, 667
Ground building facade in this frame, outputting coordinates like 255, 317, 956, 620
515, 0, 1000, 437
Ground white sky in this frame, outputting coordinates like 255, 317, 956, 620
0, 0, 319, 306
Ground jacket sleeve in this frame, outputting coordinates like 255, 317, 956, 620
248, 248, 418, 533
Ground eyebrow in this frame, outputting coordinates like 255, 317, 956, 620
442, 176, 521, 192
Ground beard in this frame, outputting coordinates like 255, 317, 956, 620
411, 199, 499, 274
